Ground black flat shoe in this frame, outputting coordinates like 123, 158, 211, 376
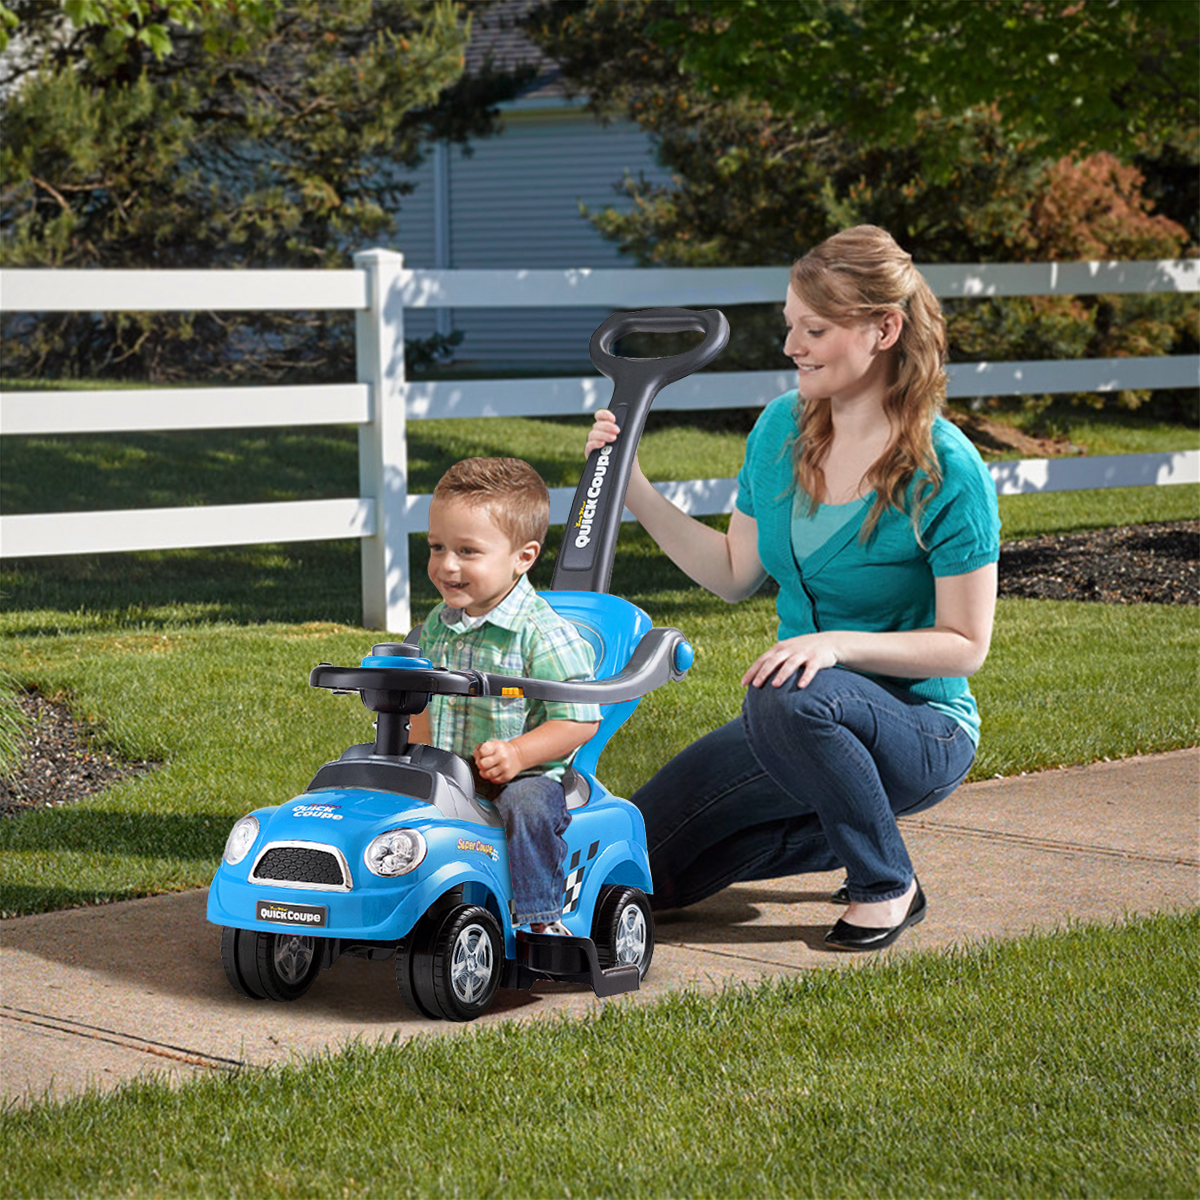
824, 881, 926, 951
831, 882, 850, 905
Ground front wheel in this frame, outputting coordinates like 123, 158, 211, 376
397, 904, 504, 1022
220, 926, 322, 1002
592, 886, 654, 980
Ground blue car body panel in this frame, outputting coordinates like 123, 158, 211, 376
207, 590, 664, 993
205, 771, 651, 956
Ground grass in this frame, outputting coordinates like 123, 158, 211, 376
0, 402, 1197, 1197
4, 586, 1195, 917
0, 666, 32, 774
1, 407, 1198, 916
1, 405, 1196, 631
2, 911, 1197, 1198
990, 397, 1200, 458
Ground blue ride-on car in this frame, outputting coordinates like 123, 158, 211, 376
207, 306, 729, 1021
207, 594, 694, 1020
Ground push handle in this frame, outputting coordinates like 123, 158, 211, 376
553, 307, 729, 593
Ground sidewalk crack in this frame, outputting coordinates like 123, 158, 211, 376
0, 1005, 247, 1073
908, 821, 1199, 867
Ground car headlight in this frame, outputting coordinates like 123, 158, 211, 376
223, 815, 260, 865
365, 828, 427, 877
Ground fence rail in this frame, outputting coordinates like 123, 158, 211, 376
2, 254, 1197, 631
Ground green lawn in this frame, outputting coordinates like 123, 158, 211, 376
1, 404, 1196, 631
990, 398, 1200, 458
2, 912, 1196, 1199
1, 407, 1197, 915
1, 403, 1197, 1197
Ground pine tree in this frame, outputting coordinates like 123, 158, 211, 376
1, 0, 529, 380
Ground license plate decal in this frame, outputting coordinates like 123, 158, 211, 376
256, 899, 327, 928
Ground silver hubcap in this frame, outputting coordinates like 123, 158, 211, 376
614, 902, 647, 966
451, 923, 495, 1004
274, 935, 315, 984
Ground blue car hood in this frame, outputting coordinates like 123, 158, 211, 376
276, 789, 434, 835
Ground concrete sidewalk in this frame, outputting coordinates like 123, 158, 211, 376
3, 749, 1197, 1107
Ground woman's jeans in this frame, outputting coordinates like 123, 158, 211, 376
633, 667, 976, 909
495, 774, 570, 924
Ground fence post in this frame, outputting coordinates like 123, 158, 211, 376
354, 248, 410, 633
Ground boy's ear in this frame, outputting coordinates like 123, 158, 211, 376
515, 540, 541, 575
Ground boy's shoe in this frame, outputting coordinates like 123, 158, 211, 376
529, 920, 571, 936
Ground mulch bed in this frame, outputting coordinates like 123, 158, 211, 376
0, 692, 158, 818
998, 520, 1198, 606
2, 519, 1196, 817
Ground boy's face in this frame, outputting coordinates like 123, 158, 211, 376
426, 496, 539, 617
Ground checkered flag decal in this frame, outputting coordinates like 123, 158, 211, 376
562, 841, 600, 914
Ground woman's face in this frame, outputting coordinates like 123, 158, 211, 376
782, 287, 898, 406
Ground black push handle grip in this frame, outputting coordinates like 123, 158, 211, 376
588, 307, 730, 389
553, 307, 729, 593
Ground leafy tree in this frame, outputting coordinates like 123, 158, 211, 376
643, 0, 1199, 171
524, 0, 1193, 415
1, 0, 529, 380
0, 0, 274, 60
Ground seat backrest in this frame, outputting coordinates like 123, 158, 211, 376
541, 590, 653, 777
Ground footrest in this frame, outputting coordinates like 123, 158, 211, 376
516, 931, 640, 997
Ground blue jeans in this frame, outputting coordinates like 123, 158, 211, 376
496, 774, 570, 924
632, 668, 976, 909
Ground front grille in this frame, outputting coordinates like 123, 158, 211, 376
251, 843, 350, 890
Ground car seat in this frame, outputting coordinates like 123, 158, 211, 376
540, 590, 653, 778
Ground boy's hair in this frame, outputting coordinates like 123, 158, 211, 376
432, 457, 550, 549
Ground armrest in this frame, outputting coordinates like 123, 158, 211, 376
478, 627, 692, 705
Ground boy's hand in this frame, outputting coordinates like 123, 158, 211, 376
474, 739, 524, 785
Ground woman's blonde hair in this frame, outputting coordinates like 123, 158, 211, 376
789, 225, 946, 540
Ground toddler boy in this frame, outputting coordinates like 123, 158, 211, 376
409, 457, 600, 934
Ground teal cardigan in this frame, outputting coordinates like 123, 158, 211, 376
735, 391, 1001, 742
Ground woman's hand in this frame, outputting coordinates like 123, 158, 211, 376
585, 407, 648, 489
741, 634, 840, 689
585, 408, 621, 457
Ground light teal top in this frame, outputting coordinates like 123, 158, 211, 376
737, 391, 1001, 744
791, 495, 870, 565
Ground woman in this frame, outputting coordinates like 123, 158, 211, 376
585, 225, 1000, 950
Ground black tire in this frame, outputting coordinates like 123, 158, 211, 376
219, 926, 321, 1001
413, 904, 504, 1021
395, 930, 442, 1021
254, 931, 322, 1001
220, 926, 266, 1000
592, 886, 654, 980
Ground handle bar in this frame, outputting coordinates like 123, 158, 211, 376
310, 627, 691, 711
552, 307, 729, 594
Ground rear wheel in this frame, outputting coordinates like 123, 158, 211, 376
592, 886, 654, 980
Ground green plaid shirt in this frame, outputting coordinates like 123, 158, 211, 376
420, 575, 601, 783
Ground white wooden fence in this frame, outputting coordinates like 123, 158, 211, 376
1, 252, 1197, 631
